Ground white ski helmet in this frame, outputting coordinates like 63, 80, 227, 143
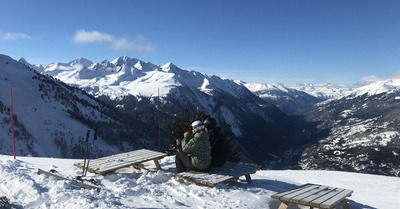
191, 120, 204, 131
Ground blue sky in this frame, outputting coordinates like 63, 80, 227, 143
1, 0, 400, 85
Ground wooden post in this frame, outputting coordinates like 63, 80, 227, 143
10, 89, 16, 160
277, 202, 289, 209
244, 174, 252, 183
341, 199, 351, 209
153, 159, 162, 170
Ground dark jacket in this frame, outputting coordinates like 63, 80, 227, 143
208, 127, 228, 167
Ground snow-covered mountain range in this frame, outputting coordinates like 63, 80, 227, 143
0, 55, 164, 159
299, 79, 400, 176
4, 54, 400, 176
240, 82, 323, 113
18, 55, 316, 166
24, 56, 246, 100
290, 83, 358, 100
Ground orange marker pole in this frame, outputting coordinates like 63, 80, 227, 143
158, 88, 161, 152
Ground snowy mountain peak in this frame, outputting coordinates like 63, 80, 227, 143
161, 62, 180, 73
351, 79, 400, 97
111, 56, 139, 66
67, 57, 93, 67
244, 82, 290, 93
18, 57, 28, 65
1, 54, 28, 71
92, 60, 114, 70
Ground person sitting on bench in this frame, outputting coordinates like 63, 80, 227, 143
175, 121, 211, 173
204, 117, 228, 167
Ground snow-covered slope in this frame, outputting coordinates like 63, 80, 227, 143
300, 79, 400, 176
347, 79, 400, 98
0, 54, 137, 158
0, 154, 399, 209
291, 83, 357, 99
241, 82, 322, 113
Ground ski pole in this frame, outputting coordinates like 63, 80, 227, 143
82, 130, 90, 177
84, 128, 97, 177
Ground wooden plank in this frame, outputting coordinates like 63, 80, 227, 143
297, 185, 332, 205
77, 150, 137, 167
77, 149, 165, 168
76, 149, 164, 168
278, 184, 322, 203
94, 156, 166, 174
318, 189, 353, 209
76, 149, 166, 167
177, 171, 230, 187
175, 162, 258, 187
309, 188, 345, 208
271, 183, 314, 200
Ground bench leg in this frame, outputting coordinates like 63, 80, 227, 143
244, 174, 252, 183
341, 199, 350, 209
277, 202, 289, 209
153, 159, 162, 170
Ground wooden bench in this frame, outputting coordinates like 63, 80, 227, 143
271, 183, 353, 209
175, 161, 259, 187
73, 149, 167, 175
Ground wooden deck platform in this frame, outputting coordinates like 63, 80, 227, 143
74, 149, 167, 175
175, 161, 259, 187
271, 183, 353, 209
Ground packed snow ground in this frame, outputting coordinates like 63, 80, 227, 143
0, 154, 399, 209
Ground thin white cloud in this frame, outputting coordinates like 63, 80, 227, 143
73, 30, 155, 53
113, 38, 155, 53
362, 72, 400, 83
73, 30, 113, 43
0, 32, 31, 41
386, 72, 400, 80
362, 75, 381, 82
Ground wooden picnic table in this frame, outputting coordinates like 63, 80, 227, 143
271, 183, 353, 209
74, 149, 167, 175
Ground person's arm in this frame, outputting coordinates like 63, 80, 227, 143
182, 133, 198, 153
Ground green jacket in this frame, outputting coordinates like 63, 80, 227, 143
182, 130, 211, 170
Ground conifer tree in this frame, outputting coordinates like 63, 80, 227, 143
223, 123, 241, 163
166, 107, 191, 154
193, 109, 211, 123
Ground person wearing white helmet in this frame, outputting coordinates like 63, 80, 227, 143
175, 120, 211, 173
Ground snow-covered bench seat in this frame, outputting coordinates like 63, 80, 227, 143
73, 149, 167, 175
175, 161, 259, 187
271, 183, 353, 209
